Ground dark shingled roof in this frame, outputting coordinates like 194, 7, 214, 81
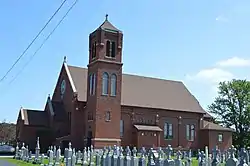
21, 109, 49, 127
95, 15, 121, 33
134, 125, 163, 132
202, 120, 234, 131
67, 65, 207, 114
203, 112, 213, 119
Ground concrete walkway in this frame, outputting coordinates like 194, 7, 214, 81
0, 160, 16, 166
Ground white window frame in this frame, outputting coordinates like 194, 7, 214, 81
218, 133, 223, 142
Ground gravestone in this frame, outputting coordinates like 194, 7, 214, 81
72, 150, 76, 166
239, 148, 248, 166
205, 146, 209, 166
76, 150, 82, 164
54, 148, 61, 166
89, 145, 95, 166
82, 147, 88, 166
21, 143, 25, 161
118, 147, 124, 166
95, 150, 102, 166
199, 151, 205, 166
28, 151, 32, 163
64, 148, 68, 164
211, 146, 219, 166
111, 146, 118, 166
175, 150, 182, 166
164, 145, 174, 166
48, 147, 54, 166
131, 147, 139, 166
33, 137, 41, 164
226, 146, 238, 166
14, 142, 19, 159
67, 142, 73, 166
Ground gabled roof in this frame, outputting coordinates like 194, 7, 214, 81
202, 120, 234, 132
66, 64, 207, 114
19, 108, 49, 127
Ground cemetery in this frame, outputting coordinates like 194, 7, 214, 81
4, 6, 249, 166
2, 136, 249, 166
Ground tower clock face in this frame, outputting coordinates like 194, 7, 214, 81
60, 79, 66, 96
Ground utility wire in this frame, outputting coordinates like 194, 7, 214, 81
8, 0, 79, 86
0, 0, 67, 83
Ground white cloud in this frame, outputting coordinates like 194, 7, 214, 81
186, 68, 234, 84
215, 15, 228, 22
185, 68, 234, 109
216, 57, 250, 67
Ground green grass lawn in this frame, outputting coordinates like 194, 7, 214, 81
1, 157, 84, 166
1, 157, 199, 166
0, 158, 49, 166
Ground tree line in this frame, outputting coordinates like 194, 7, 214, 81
0, 120, 16, 145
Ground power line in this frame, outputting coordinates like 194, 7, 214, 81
0, 0, 67, 83
8, 0, 79, 86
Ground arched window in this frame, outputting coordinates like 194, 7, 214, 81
102, 72, 109, 95
106, 41, 111, 57
110, 74, 117, 96
91, 42, 96, 59
111, 41, 116, 58
89, 73, 96, 95
89, 74, 93, 95
92, 73, 96, 95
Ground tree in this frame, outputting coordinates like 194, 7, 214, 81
208, 79, 250, 148
0, 121, 16, 145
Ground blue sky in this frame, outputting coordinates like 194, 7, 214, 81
0, 0, 249, 123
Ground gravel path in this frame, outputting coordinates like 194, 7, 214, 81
0, 160, 16, 166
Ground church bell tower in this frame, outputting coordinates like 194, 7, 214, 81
86, 15, 123, 148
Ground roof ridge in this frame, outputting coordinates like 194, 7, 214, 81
22, 109, 43, 112
67, 64, 182, 83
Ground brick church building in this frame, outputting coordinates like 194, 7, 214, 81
16, 15, 233, 152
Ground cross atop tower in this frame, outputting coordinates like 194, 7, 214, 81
105, 14, 108, 21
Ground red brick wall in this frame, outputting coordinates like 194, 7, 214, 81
208, 130, 232, 152
199, 130, 232, 152
137, 131, 158, 148
52, 65, 79, 148
17, 125, 52, 152
121, 106, 203, 149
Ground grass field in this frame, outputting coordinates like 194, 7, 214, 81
1, 157, 199, 166
1, 158, 48, 166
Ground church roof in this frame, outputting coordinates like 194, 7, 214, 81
66, 65, 207, 114
202, 120, 234, 131
19, 108, 49, 127
96, 15, 121, 33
